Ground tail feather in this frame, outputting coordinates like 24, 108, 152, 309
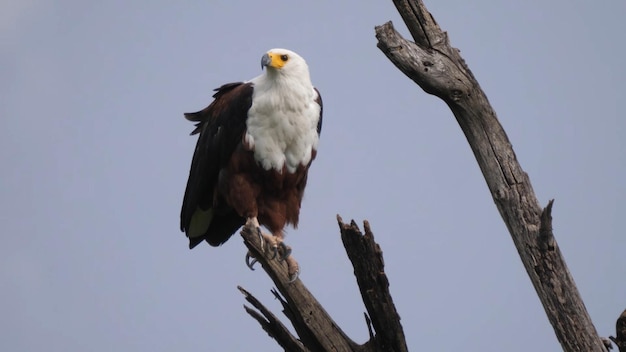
186, 209, 245, 249
188, 236, 205, 249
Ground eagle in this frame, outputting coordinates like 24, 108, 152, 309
180, 49, 322, 281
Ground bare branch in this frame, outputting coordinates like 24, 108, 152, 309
239, 218, 408, 351
239, 286, 308, 352
375, 1, 607, 351
240, 225, 356, 351
338, 216, 408, 352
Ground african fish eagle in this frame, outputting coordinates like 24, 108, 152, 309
180, 49, 322, 281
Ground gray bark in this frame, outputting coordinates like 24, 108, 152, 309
239, 217, 408, 352
374, 0, 610, 351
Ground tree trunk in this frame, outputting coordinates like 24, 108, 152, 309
374, 0, 610, 351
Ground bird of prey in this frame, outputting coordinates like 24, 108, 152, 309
180, 48, 322, 281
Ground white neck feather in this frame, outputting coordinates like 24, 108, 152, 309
245, 69, 320, 173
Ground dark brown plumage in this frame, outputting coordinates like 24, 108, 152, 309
180, 82, 323, 249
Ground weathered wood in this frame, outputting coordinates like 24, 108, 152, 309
240, 224, 356, 352
374, 1, 607, 351
239, 286, 308, 352
239, 218, 408, 352
338, 216, 408, 352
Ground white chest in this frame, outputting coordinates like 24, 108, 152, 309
244, 86, 320, 173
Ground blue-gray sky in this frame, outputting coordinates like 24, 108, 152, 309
2, 1, 624, 351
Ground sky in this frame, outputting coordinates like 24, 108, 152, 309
1, 0, 624, 351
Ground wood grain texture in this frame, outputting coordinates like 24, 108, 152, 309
240, 224, 356, 352
375, 1, 610, 351
338, 216, 408, 352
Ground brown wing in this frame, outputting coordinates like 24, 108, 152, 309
180, 82, 254, 248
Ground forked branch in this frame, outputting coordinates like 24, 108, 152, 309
238, 217, 407, 352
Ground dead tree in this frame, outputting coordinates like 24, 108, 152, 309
237, 0, 623, 351
239, 217, 407, 352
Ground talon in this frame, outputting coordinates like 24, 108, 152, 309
245, 252, 258, 270
244, 217, 265, 252
286, 255, 299, 283
269, 245, 279, 260
259, 233, 278, 258
278, 242, 291, 262
288, 270, 299, 283
256, 227, 264, 253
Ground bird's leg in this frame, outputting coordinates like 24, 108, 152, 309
244, 217, 264, 270
243, 217, 278, 270
245, 217, 264, 249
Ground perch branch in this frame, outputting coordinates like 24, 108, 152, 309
239, 225, 355, 351
375, 1, 607, 351
239, 217, 408, 351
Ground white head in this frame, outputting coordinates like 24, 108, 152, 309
260, 48, 311, 81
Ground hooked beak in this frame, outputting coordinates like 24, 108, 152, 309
261, 53, 271, 70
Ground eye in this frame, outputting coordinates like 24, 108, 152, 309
280, 54, 289, 62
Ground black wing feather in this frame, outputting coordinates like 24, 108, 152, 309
180, 82, 254, 247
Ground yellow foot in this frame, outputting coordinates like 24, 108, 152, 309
244, 218, 265, 251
